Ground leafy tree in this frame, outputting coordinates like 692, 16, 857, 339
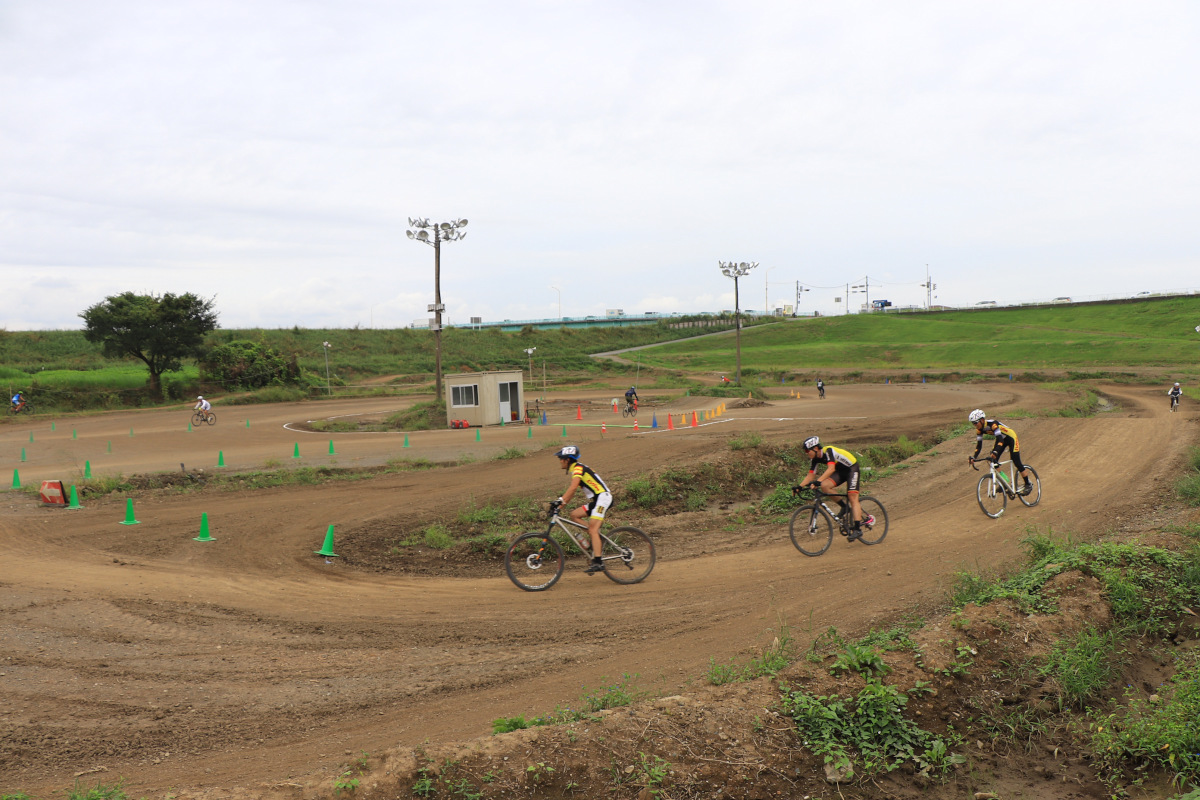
203, 340, 299, 390
80, 292, 218, 398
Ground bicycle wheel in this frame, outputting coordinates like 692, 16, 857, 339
789, 505, 834, 556
205, 412, 217, 425
191, 412, 205, 426
977, 474, 1006, 518
1016, 466, 1041, 507
505, 533, 565, 592
600, 526, 656, 584
855, 496, 889, 545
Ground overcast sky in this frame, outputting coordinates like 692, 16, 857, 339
2, 1, 1198, 331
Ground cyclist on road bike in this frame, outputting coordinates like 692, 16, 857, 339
194, 395, 212, 416
11, 390, 26, 412
967, 409, 1033, 495
1168, 382, 1183, 409
553, 446, 613, 575
816, 378, 825, 399
624, 386, 638, 412
795, 436, 865, 540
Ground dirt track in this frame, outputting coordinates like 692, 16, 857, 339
1, 381, 1195, 797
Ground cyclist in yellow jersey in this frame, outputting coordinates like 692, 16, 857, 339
967, 409, 1033, 495
552, 446, 613, 574
795, 436, 865, 539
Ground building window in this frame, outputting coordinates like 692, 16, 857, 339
451, 384, 479, 407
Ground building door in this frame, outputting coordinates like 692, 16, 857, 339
498, 381, 519, 422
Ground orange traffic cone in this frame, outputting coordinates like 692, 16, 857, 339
667, 414, 674, 430
691, 411, 699, 427
576, 405, 582, 420
612, 400, 618, 413
633, 419, 639, 431
601, 422, 607, 435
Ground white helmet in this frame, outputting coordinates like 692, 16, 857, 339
968, 409, 985, 423
803, 436, 820, 450
1175, 382, 1181, 387
197, 396, 204, 400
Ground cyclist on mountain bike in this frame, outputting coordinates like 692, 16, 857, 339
795, 436, 865, 540
816, 378, 825, 399
624, 386, 638, 412
553, 446, 613, 575
1168, 382, 1183, 410
967, 409, 1034, 495
194, 395, 212, 415
10, 390, 27, 412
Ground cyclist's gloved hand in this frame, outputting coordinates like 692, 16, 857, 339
967, 456, 975, 465
790, 485, 803, 497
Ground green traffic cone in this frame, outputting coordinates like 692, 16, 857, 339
11, 469, 19, 489
72, 428, 77, 440
20, 447, 26, 462
329, 439, 336, 455
29, 432, 34, 443
245, 419, 250, 428
193, 512, 214, 542
292, 443, 301, 459
67, 485, 81, 509
188, 421, 193, 432
403, 434, 410, 448
217, 451, 225, 467
106, 440, 112, 453
314, 524, 338, 557
561, 425, 567, 437
130, 428, 134, 437
84, 460, 91, 479
119, 497, 139, 525
51, 422, 56, 431
475, 428, 481, 442
527, 426, 532, 439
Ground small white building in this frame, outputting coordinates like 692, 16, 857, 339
444, 370, 525, 427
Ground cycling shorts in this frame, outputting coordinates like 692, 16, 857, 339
585, 491, 613, 521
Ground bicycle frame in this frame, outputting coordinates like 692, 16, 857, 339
809, 489, 855, 533
544, 511, 625, 564
984, 459, 1019, 496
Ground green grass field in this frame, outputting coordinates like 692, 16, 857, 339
2, 297, 1197, 407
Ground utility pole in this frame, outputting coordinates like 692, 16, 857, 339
719, 261, 758, 384
406, 217, 468, 402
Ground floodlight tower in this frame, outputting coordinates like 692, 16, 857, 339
406, 217, 468, 402
719, 260, 758, 384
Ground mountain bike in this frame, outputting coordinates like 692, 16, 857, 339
621, 401, 638, 418
971, 458, 1041, 518
1170, 394, 1180, 412
9, 401, 34, 415
788, 486, 888, 556
191, 410, 216, 426
505, 502, 656, 591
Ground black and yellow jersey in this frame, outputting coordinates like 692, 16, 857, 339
975, 419, 1019, 456
809, 445, 857, 472
569, 462, 610, 498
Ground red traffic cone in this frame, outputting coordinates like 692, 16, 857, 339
634, 419, 639, 431
601, 422, 607, 435
576, 405, 582, 420
691, 411, 698, 427
667, 414, 674, 430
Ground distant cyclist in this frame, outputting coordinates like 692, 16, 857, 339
553, 446, 612, 575
795, 436, 865, 540
967, 409, 1034, 495
816, 378, 825, 399
10, 390, 27, 413
194, 395, 212, 417
1168, 382, 1183, 411
624, 386, 638, 412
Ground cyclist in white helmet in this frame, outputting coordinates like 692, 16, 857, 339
552, 446, 613, 575
194, 395, 212, 414
795, 435, 866, 539
1168, 382, 1182, 411
968, 409, 1034, 495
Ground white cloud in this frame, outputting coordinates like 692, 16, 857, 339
2, 1, 1199, 331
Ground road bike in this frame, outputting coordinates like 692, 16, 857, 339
621, 401, 638, 418
191, 410, 216, 426
1170, 394, 1180, 412
788, 486, 888, 556
504, 503, 656, 591
971, 458, 1041, 519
